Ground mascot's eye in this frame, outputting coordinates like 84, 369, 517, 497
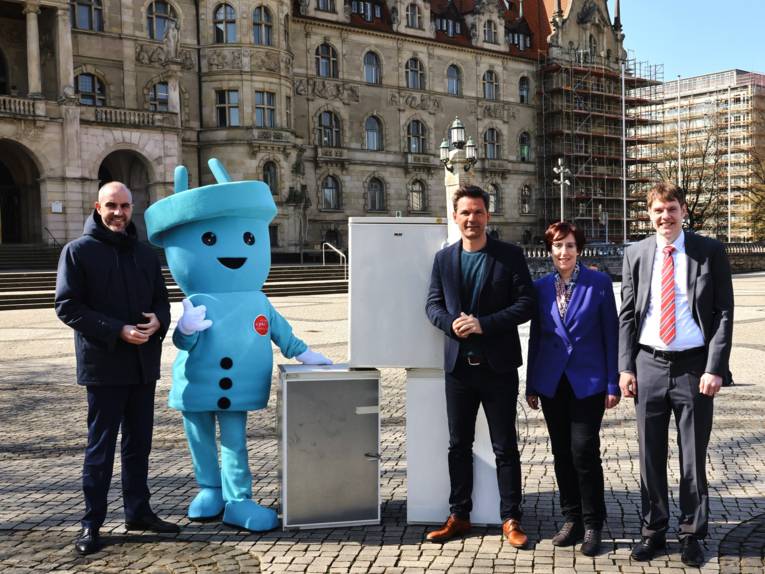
243, 232, 255, 245
201, 232, 217, 246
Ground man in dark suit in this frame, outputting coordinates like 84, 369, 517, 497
618, 182, 734, 567
425, 185, 535, 547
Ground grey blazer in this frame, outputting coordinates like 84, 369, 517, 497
618, 232, 734, 376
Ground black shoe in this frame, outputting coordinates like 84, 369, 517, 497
74, 527, 100, 555
680, 536, 705, 567
551, 521, 584, 546
630, 537, 666, 561
580, 529, 601, 556
125, 512, 180, 533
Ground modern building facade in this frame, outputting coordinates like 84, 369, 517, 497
0, 0, 653, 253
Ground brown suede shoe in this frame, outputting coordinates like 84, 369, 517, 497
425, 514, 471, 543
503, 518, 528, 548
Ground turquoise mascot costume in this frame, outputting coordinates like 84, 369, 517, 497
145, 159, 330, 531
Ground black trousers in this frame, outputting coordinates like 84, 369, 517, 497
540, 376, 606, 530
82, 383, 156, 529
445, 361, 522, 522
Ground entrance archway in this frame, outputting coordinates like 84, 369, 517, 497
0, 140, 41, 244
98, 150, 152, 240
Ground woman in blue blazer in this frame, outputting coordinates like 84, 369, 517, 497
526, 222, 620, 556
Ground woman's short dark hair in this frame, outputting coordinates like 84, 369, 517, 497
544, 221, 586, 252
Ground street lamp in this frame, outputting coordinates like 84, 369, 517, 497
552, 157, 571, 221
440, 117, 478, 173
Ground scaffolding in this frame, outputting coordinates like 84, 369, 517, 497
537, 50, 663, 243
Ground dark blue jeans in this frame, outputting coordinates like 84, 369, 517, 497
82, 383, 156, 529
445, 362, 522, 522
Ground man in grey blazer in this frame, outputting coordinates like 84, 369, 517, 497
618, 182, 733, 567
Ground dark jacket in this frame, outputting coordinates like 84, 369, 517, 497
55, 211, 171, 385
426, 235, 536, 374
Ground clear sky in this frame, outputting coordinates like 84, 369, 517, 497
613, 0, 765, 80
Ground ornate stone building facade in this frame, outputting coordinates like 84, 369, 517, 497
0, 0, 631, 252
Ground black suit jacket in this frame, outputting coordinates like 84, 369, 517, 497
618, 231, 734, 376
426, 235, 536, 374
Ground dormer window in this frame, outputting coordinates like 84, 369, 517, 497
510, 32, 531, 50
435, 17, 461, 36
351, 0, 381, 21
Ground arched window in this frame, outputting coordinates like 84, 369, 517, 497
315, 43, 338, 78
405, 3, 421, 28
405, 58, 425, 90
213, 4, 236, 43
363, 51, 381, 85
368, 177, 385, 211
146, 1, 177, 40
519, 131, 531, 162
589, 34, 597, 59
149, 82, 169, 111
321, 176, 340, 210
317, 0, 335, 11
317, 110, 341, 147
407, 120, 426, 153
263, 161, 278, 194
447, 65, 461, 96
520, 184, 532, 214
483, 128, 500, 159
409, 180, 426, 212
70, 0, 103, 31
483, 20, 497, 44
488, 183, 500, 214
253, 6, 273, 46
284, 15, 290, 48
483, 70, 498, 100
519, 76, 529, 104
365, 116, 382, 150
75, 73, 106, 106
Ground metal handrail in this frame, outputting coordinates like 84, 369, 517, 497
43, 227, 62, 249
321, 242, 347, 280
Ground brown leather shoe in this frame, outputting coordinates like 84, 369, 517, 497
425, 514, 471, 543
503, 518, 528, 548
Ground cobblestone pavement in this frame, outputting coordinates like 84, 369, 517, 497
1, 273, 764, 573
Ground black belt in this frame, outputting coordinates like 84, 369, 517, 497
639, 344, 705, 362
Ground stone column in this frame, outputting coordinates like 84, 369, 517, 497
444, 148, 475, 244
23, 1, 42, 98
55, 6, 75, 99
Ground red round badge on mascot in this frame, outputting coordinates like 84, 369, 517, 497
253, 315, 269, 335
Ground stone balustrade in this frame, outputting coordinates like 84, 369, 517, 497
80, 106, 178, 128
0, 95, 43, 117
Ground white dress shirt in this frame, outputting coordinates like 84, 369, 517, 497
639, 231, 705, 350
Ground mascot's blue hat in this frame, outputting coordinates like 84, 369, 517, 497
145, 158, 277, 247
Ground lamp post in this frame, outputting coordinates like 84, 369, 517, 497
441, 117, 478, 243
552, 157, 570, 221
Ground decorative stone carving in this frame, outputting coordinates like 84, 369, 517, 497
390, 91, 442, 113
164, 21, 180, 60
477, 102, 515, 121
253, 50, 280, 72
293, 79, 359, 104
15, 119, 45, 141
136, 43, 195, 70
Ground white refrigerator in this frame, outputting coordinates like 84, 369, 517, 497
348, 217, 502, 525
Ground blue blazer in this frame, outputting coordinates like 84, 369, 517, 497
526, 266, 619, 399
426, 235, 536, 374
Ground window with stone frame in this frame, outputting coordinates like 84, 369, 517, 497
263, 161, 278, 194
285, 95, 292, 128
483, 128, 501, 159
255, 91, 276, 128
405, 58, 425, 90
483, 70, 498, 100
408, 180, 427, 212
315, 43, 338, 78
317, 110, 341, 147
520, 184, 532, 213
321, 175, 341, 210
447, 65, 461, 96
519, 131, 531, 162
406, 120, 426, 153
352, 0, 382, 21
367, 177, 385, 211
213, 4, 236, 43
519, 76, 529, 104
483, 20, 498, 44
70, 0, 103, 31
317, 0, 335, 12
75, 73, 106, 107
149, 82, 169, 111
405, 3, 422, 28
253, 6, 273, 46
146, 0, 177, 40
365, 116, 382, 150
215, 89, 240, 127
363, 51, 381, 85
488, 183, 500, 214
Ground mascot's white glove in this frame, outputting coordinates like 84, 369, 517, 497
177, 298, 213, 336
296, 349, 333, 365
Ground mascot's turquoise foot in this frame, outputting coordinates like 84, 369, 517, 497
188, 487, 225, 522
222, 500, 279, 532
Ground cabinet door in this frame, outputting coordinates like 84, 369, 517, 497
283, 377, 379, 527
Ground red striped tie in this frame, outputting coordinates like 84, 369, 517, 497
659, 245, 676, 345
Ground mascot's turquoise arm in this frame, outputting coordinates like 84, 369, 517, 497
268, 300, 308, 358
173, 328, 199, 351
